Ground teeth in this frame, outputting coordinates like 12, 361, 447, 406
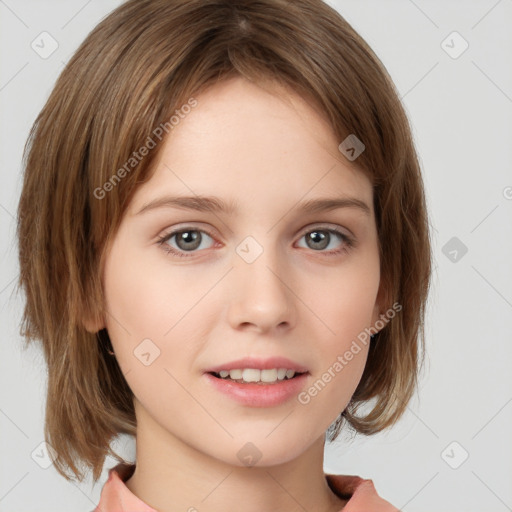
260, 369, 278, 383
229, 369, 243, 380
215, 368, 300, 383
243, 369, 261, 382
285, 369, 295, 379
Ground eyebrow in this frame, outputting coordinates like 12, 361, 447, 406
135, 195, 371, 216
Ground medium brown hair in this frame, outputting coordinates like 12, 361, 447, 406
16, 0, 431, 482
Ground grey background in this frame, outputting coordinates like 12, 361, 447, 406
1, 1, 511, 511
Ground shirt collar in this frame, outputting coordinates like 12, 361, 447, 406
94, 462, 398, 512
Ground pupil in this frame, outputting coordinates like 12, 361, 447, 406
177, 231, 200, 250
309, 231, 328, 250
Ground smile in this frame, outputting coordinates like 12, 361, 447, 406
210, 368, 306, 384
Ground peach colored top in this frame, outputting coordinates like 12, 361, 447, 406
94, 463, 399, 511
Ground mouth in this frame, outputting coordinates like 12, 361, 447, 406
204, 369, 310, 407
207, 368, 309, 385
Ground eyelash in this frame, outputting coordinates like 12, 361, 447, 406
156, 225, 355, 259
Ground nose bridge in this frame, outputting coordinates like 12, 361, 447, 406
227, 234, 295, 331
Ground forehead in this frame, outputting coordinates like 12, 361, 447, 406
128, 76, 373, 215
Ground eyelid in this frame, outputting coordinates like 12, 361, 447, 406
156, 222, 218, 241
156, 222, 355, 258
157, 221, 351, 240
297, 222, 352, 238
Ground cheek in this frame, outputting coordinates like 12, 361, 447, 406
103, 242, 203, 338
102, 241, 219, 380
292, 259, 378, 417
301, 258, 380, 346
297, 340, 370, 437
101, 245, 203, 411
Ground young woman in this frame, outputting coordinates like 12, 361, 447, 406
16, 1, 431, 510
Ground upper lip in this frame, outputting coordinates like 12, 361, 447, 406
205, 357, 309, 374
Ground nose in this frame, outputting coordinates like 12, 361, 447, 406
226, 242, 296, 334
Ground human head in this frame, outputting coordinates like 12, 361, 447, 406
16, 0, 431, 482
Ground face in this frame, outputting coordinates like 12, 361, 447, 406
97, 76, 382, 467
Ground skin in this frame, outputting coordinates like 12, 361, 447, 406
86, 75, 384, 512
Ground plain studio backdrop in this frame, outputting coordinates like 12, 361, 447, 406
1, 1, 511, 511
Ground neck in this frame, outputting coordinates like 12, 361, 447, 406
125, 406, 346, 512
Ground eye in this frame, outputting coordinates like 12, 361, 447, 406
157, 228, 216, 258
157, 224, 355, 259
296, 226, 354, 255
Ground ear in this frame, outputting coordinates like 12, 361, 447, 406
370, 279, 390, 333
81, 306, 106, 333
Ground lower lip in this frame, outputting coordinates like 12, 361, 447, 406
203, 372, 309, 407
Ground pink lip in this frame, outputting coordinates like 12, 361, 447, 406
204, 356, 309, 373
203, 372, 309, 407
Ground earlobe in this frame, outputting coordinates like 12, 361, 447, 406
370, 303, 382, 332
81, 309, 106, 333
370, 281, 389, 333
